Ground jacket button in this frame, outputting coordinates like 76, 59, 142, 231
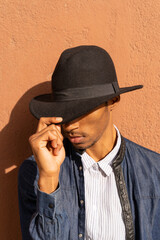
80, 200, 84, 205
79, 166, 83, 171
79, 233, 83, 238
48, 203, 54, 208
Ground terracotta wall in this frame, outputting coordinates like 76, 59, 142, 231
0, 0, 159, 239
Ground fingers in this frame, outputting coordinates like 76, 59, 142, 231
37, 117, 63, 132
29, 125, 64, 156
35, 123, 63, 141
29, 117, 64, 157
55, 125, 63, 141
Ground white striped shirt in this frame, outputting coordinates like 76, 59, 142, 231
81, 126, 125, 240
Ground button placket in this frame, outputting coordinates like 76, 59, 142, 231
77, 159, 85, 240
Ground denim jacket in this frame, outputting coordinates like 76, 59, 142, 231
18, 137, 160, 240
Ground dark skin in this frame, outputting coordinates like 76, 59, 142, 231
62, 101, 117, 161
29, 97, 119, 193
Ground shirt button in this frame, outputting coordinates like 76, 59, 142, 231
48, 203, 54, 208
80, 200, 84, 205
93, 164, 98, 171
79, 233, 83, 238
79, 166, 83, 171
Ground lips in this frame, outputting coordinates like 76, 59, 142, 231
68, 136, 84, 144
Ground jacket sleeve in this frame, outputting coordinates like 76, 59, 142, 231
152, 199, 160, 239
18, 157, 70, 240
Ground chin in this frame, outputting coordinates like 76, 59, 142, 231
72, 142, 93, 151
72, 142, 86, 149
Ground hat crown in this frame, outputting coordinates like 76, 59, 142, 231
30, 45, 143, 123
51, 45, 118, 91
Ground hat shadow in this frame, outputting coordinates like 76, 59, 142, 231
0, 81, 50, 239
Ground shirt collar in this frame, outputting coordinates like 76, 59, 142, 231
81, 125, 121, 176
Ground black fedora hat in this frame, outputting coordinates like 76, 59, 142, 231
29, 45, 143, 124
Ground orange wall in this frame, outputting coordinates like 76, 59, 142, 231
0, 0, 159, 239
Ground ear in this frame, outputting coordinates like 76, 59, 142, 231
108, 96, 120, 111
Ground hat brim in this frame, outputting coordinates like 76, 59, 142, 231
29, 85, 143, 124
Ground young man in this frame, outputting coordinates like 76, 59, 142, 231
18, 45, 160, 240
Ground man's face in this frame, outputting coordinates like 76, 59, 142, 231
62, 103, 112, 150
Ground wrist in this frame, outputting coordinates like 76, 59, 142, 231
38, 174, 59, 194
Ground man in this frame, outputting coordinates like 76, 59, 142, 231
18, 45, 160, 240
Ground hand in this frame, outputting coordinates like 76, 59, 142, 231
29, 117, 65, 193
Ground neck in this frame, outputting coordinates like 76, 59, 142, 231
86, 123, 117, 162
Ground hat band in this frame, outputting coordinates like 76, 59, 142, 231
53, 82, 119, 101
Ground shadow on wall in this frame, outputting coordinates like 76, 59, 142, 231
0, 81, 50, 240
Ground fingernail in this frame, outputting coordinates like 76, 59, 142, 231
56, 117, 63, 121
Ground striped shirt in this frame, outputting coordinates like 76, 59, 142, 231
81, 126, 125, 240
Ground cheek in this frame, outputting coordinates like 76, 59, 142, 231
93, 112, 110, 134
83, 115, 108, 137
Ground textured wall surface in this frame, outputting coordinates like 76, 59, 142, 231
0, 0, 159, 239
